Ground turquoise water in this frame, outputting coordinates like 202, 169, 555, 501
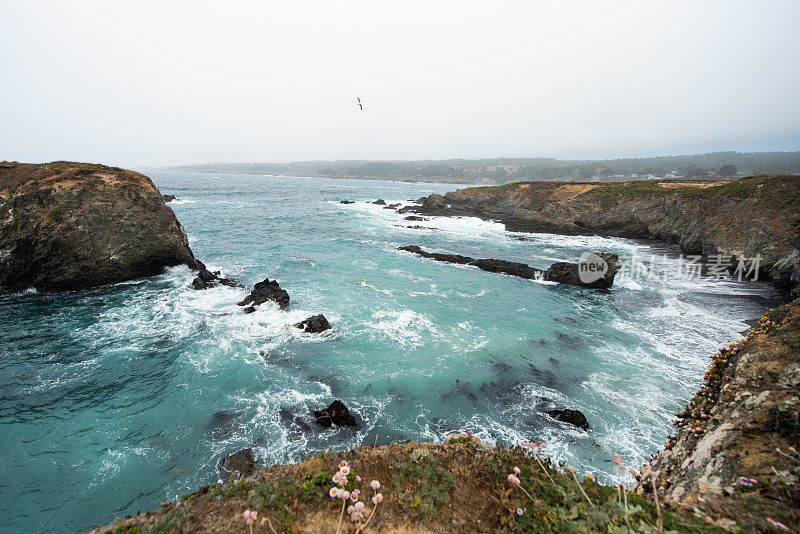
0, 173, 782, 533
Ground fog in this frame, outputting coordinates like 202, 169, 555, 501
1, 0, 799, 167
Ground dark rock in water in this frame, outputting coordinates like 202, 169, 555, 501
398, 194, 445, 214
312, 400, 357, 427
220, 448, 256, 478
279, 408, 311, 431
206, 411, 240, 439
339, 200, 355, 204
398, 245, 620, 288
545, 409, 589, 430
243, 306, 256, 314
162, 194, 177, 202
238, 278, 290, 309
0, 162, 195, 291
372, 199, 387, 205
192, 277, 208, 290
383, 203, 401, 210
295, 314, 331, 333
543, 252, 621, 289
404, 215, 428, 221
189, 259, 241, 290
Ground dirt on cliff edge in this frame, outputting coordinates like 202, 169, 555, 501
0, 161, 195, 291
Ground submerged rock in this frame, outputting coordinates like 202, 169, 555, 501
372, 199, 387, 205
545, 409, 589, 430
237, 278, 290, 309
220, 448, 256, 479
294, 314, 331, 333
339, 200, 355, 204
0, 161, 195, 291
312, 400, 357, 427
404, 215, 429, 221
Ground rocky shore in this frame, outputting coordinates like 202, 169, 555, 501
0, 161, 196, 291
402, 176, 800, 292
398, 245, 621, 288
89, 300, 800, 533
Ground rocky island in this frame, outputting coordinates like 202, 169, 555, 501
0, 161, 196, 291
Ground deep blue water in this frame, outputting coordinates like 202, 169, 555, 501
0, 173, 782, 533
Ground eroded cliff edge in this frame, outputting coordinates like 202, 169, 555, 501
405, 176, 800, 291
0, 161, 195, 291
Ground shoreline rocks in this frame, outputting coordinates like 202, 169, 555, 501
294, 314, 331, 333
162, 194, 177, 202
237, 278, 290, 310
398, 245, 621, 288
219, 449, 257, 479
0, 162, 197, 291
545, 408, 590, 430
312, 400, 357, 427
190, 259, 240, 290
402, 177, 800, 292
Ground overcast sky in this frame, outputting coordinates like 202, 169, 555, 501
2, 1, 799, 167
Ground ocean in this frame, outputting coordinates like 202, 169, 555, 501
0, 172, 783, 533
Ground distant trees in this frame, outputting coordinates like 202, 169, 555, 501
718, 165, 738, 177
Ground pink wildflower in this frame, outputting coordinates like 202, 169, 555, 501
372, 492, 383, 504
767, 518, 788, 531
513, 466, 521, 474
516, 507, 524, 516
507, 474, 521, 485
329, 487, 338, 498
370, 480, 380, 490
242, 510, 257, 525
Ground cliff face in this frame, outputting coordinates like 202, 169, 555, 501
0, 161, 195, 291
409, 176, 800, 289
638, 301, 800, 525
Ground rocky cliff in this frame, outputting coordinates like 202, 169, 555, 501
636, 300, 799, 528
0, 161, 195, 291
405, 176, 800, 291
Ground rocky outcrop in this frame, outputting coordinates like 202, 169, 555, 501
0, 161, 196, 291
398, 245, 620, 288
219, 448, 257, 479
312, 400, 357, 427
162, 194, 177, 202
406, 177, 800, 290
372, 199, 387, 205
190, 259, 240, 290
237, 278, 290, 310
545, 408, 590, 430
542, 252, 621, 289
295, 314, 331, 333
636, 301, 800, 511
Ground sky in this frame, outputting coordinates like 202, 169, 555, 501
1, 0, 799, 167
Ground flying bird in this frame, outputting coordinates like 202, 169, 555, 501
357, 97, 363, 110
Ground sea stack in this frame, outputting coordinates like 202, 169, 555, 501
0, 161, 195, 291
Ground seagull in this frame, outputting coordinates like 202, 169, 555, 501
357, 97, 363, 110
